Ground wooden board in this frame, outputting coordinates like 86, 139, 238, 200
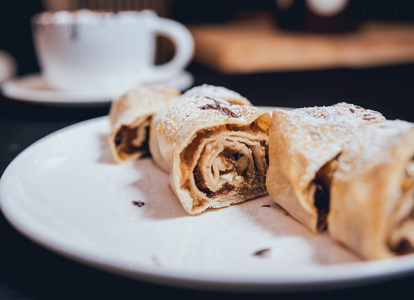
188, 12, 414, 73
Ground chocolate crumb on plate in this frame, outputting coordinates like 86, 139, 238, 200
132, 200, 145, 207
253, 248, 271, 257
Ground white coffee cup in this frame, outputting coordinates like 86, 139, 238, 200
32, 10, 194, 92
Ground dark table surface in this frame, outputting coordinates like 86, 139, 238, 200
1, 62, 414, 300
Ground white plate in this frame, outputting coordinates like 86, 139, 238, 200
1, 112, 414, 292
1, 72, 194, 107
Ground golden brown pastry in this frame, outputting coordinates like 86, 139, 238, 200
157, 95, 270, 214
266, 103, 385, 233
108, 85, 180, 163
328, 120, 414, 260
149, 84, 252, 173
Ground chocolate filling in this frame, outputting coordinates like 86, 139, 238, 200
193, 166, 235, 197
114, 131, 123, 147
114, 124, 149, 155
395, 238, 414, 256
313, 159, 338, 231
315, 182, 329, 231
192, 151, 267, 199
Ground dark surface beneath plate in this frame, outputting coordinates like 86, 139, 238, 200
1, 62, 414, 300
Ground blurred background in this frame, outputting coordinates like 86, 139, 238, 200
0, 0, 414, 121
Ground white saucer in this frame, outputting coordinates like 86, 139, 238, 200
0, 50, 17, 83
1, 71, 194, 107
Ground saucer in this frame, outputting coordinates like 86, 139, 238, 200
1, 71, 194, 107
0, 50, 17, 83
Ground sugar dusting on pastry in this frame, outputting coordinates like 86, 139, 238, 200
181, 84, 251, 106
278, 102, 385, 142
109, 86, 179, 129
158, 96, 268, 151
108, 85, 181, 163
273, 102, 385, 186
157, 95, 270, 214
336, 120, 414, 176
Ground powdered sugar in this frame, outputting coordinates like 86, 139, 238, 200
181, 84, 250, 105
337, 120, 414, 175
284, 102, 383, 136
158, 96, 268, 155
279, 103, 384, 148
109, 85, 179, 129
273, 102, 385, 186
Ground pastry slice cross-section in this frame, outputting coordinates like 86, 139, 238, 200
157, 96, 270, 214
149, 84, 252, 173
108, 85, 180, 162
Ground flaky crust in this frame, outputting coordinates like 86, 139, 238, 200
157, 96, 270, 214
266, 103, 385, 233
108, 85, 180, 163
329, 120, 414, 260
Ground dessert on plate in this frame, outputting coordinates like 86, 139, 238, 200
108, 85, 180, 162
329, 120, 414, 259
266, 103, 385, 232
157, 95, 270, 214
149, 84, 252, 172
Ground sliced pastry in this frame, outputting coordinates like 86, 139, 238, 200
149, 84, 252, 173
329, 120, 414, 260
108, 85, 180, 163
266, 103, 385, 233
157, 96, 270, 214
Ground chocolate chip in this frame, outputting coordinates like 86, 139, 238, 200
132, 200, 145, 207
199, 98, 239, 118
114, 125, 129, 147
362, 113, 377, 121
253, 248, 271, 257
261, 205, 270, 207
114, 132, 122, 147
395, 238, 414, 255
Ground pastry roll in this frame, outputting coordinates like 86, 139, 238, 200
157, 96, 270, 214
329, 120, 414, 260
266, 103, 385, 233
149, 84, 252, 173
108, 85, 180, 162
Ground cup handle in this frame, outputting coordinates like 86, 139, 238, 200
145, 15, 194, 83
